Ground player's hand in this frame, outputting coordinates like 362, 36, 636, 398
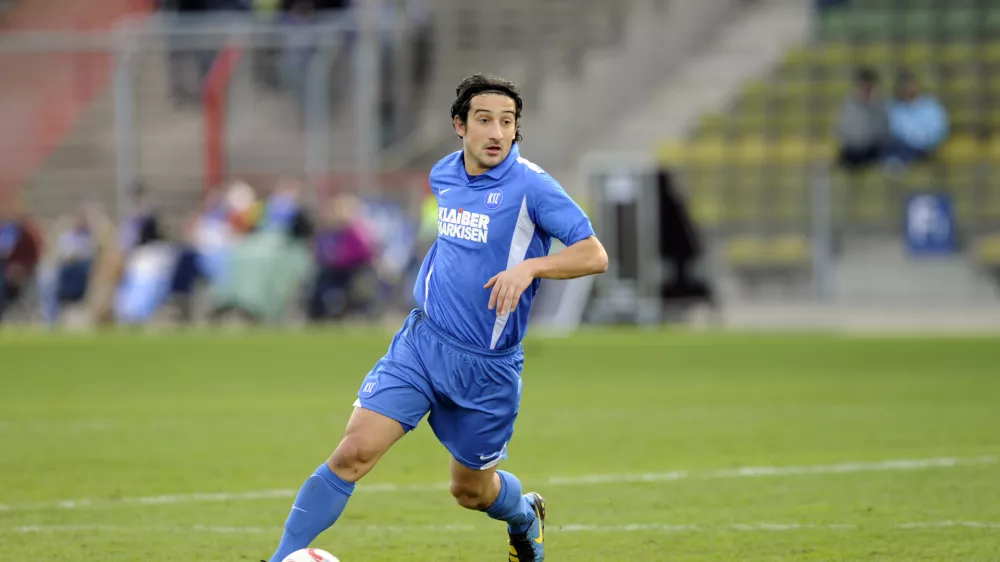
484, 262, 536, 314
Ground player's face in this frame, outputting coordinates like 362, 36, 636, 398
455, 93, 517, 175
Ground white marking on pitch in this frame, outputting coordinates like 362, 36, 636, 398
5, 521, 1000, 535
0, 456, 994, 513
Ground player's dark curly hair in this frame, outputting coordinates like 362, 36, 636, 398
450, 74, 523, 143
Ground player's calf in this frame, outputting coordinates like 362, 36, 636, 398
266, 408, 405, 562
327, 436, 383, 482
450, 477, 498, 510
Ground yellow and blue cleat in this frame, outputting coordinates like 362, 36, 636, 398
507, 492, 545, 561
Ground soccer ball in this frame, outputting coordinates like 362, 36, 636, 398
282, 548, 340, 562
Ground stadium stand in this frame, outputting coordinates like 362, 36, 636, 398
655, 0, 1000, 286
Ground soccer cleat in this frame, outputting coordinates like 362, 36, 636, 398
507, 492, 545, 561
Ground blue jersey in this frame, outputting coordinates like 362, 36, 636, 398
412, 144, 595, 351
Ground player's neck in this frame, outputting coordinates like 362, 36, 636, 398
462, 155, 488, 178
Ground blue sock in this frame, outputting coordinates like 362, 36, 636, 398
485, 470, 535, 534
269, 463, 355, 562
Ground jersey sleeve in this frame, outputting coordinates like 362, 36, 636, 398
530, 174, 596, 247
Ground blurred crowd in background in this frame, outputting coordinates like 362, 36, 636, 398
836, 66, 948, 172
0, 179, 437, 327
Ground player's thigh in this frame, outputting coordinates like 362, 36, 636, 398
430, 353, 523, 471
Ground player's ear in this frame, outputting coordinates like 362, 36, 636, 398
453, 115, 466, 138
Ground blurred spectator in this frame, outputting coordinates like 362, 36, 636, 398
113, 209, 177, 325
209, 181, 313, 324
885, 71, 949, 167
262, 178, 309, 235
836, 67, 889, 172
225, 180, 263, 233
307, 193, 376, 321
36, 204, 114, 326
0, 203, 43, 321
88, 182, 163, 325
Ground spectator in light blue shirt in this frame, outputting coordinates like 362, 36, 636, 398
885, 71, 949, 167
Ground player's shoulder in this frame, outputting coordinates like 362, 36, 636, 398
510, 152, 562, 192
430, 150, 463, 179
515, 156, 564, 203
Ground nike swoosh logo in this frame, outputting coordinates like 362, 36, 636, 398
292, 507, 308, 513
534, 507, 544, 544
440, 188, 452, 194
479, 451, 501, 461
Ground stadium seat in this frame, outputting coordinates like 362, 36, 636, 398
770, 235, 811, 267
902, 43, 935, 65
656, 140, 687, 167
725, 235, 811, 271
733, 137, 769, 166
974, 234, 1000, 268
696, 113, 727, 138
940, 136, 984, 164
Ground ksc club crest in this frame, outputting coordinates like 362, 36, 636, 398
485, 189, 503, 210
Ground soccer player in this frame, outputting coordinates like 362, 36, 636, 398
266, 74, 608, 562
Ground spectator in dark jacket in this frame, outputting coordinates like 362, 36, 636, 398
836, 67, 890, 171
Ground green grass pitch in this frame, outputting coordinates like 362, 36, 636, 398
1, 328, 999, 561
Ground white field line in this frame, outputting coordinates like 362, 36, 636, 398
4, 521, 999, 535
0, 455, 994, 513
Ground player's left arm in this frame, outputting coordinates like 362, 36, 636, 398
522, 234, 608, 279
486, 175, 608, 314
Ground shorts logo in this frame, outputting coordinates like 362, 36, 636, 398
360, 378, 378, 397
485, 189, 503, 210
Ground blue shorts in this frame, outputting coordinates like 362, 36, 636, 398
355, 309, 524, 470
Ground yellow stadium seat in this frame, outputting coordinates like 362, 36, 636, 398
689, 138, 729, 167
984, 43, 1000, 63
987, 109, 1000, 129
772, 176, 809, 222
733, 111, 767, 135
859, 43, 893, 65
818, 44, 853, 67
769, 236, 811, 266
902, 43, 934, 65
740, 79, 769, 106
974, 234, 1000, 267
733, 137, 769, 166
809, 139, 837, 162
818, 81, 850, 105
780, 46, 813, 71
941, 76, 979, 98
940, 136, 983, 164
899, 165, 936, 191
696, 112, 728, 137
775, 112, 809, 135
940, 43, 976, 64
725, 237, 766, 267
988, 76, 1000, 95
988, 138, 1000, 161
656, 140, 688, 167
948, 109, 979, 133
773, 138, 809, 165
686, 176, 725, 227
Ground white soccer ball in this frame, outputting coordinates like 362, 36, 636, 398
282, 548, 340, 562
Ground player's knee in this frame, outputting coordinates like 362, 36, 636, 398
328, 436, 379, 481
450, 480, 493, 511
